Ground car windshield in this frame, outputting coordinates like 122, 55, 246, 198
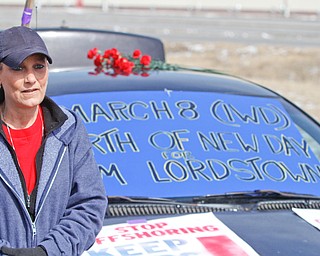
51, 80, 320, 199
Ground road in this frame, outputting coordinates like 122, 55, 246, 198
0, 6, 320, 47
0, 5, 319, 121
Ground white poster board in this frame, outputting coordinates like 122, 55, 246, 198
293, 208, 320, 230
83, 212, 259, 255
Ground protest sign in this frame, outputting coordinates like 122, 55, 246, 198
83, 212, 259, 255
53, 90, 320, 197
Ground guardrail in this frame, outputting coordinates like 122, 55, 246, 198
1, 0, 319, 16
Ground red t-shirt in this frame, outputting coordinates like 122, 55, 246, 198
2, 108, 43, 195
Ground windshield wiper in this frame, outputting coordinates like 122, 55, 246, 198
192, 190, 320, 204
108, 195, 190, 205
106, 195, 243, 217
108, 195, 242, 209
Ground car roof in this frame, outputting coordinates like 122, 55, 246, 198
47, 68, 278, 98
36, 27, 165, 70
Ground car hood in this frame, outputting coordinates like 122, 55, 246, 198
99, 209, 320, 256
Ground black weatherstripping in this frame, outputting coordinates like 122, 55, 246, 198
192, 190, 320, 204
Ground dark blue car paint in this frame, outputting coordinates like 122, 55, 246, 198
47, 67, 320, 256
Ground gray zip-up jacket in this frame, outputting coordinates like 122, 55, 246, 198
0, 97, 107, 255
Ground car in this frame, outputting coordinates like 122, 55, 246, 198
41, 28, 320, 255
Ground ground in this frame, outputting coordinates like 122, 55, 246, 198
164, 41, 320, 122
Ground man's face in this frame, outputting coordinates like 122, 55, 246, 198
0, 53, 49, 110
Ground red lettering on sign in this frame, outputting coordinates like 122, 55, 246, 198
198, 236, 249, 256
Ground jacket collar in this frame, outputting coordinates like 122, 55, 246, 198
41, 96, 68, 137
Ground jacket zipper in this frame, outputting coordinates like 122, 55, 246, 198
26, 195, 37, 242
32, 223, 37, 241
27, 194, 31, 208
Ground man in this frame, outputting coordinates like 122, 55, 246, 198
0, 26, 107, 256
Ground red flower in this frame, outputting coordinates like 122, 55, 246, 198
87, 48, 98, 59
117, 57, 135, 74
140, 55, 152, 66
94, 55, 103, 67
104, 48, 120, 60
132, 49, 141, 59
88, 47, 155, 77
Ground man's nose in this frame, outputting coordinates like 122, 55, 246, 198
25, 72, 37, 84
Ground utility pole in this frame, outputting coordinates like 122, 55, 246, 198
21, 0, 35, 27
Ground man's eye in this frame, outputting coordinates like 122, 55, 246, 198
35, 64, 45, 69
11, 66, 23, 71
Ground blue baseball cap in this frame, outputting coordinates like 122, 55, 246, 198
0, 26, 52, 68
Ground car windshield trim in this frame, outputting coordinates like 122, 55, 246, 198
192, 189, 320, 204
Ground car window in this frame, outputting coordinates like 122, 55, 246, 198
37, 28, 165, 70
51, 89, 320, 198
